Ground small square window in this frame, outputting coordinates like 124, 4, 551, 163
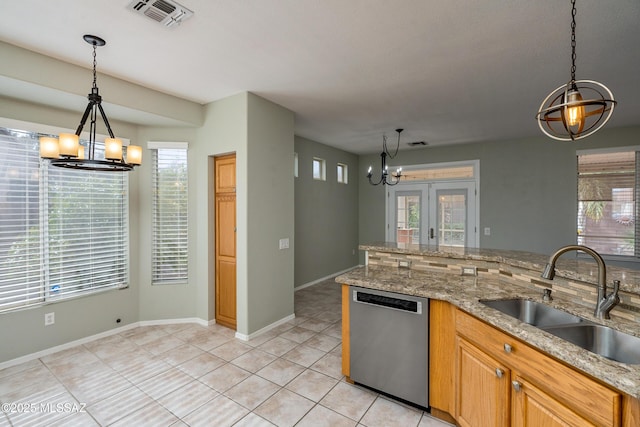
313, 157, 326, 181
337, 163, 348, 184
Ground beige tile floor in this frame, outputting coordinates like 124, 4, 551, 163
0, 279, 453, 427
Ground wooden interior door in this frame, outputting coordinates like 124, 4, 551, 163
215, 154, 236, 329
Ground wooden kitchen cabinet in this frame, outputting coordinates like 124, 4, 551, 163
341, 283, 350, 378
511, 374, 593, 426
429, 299, 457, 423
456, 309, 621, 427
457, 337, 510, 426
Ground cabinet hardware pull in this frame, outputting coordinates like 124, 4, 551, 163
512, 381, 522, 392
495, 368, 504, 378
430, 228, 435, 239
503, 343, 512, 353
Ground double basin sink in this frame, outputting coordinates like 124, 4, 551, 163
480, 298, 640, 365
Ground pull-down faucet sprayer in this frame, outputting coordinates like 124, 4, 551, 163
541, 245, 620, 319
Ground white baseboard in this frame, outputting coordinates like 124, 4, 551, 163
138, 317, 209, 328
0, 317, 208, 371
236, 313, 296, 341
235, 313, 296, 341
294, 265, 361, 292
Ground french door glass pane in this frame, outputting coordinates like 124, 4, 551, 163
396, 194, 421, 244
438, 193, 466, 247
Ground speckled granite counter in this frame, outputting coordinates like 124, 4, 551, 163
336, 246, 640, 398
360, 242, 640, 295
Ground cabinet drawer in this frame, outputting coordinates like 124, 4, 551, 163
457, 310, 621, 427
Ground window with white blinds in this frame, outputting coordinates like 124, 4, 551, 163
577, 149, 640, 257
151, 145, 188, 284
0, 127, 128, 312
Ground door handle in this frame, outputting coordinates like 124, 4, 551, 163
429, 228, 434, 239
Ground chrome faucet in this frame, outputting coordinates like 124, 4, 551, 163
541, 244, 620, 319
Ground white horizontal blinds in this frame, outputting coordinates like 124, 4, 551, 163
577, 151, 637, 257
0, 129, 44, 310
45, 159, 128, 298
151, 147, 188, 284
0, 126, 128, 312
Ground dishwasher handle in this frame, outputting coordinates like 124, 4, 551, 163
353, 290, 422, 314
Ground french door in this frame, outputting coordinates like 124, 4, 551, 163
386, 181, 478, 247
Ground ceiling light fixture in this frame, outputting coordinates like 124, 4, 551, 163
367, 129, 403, 186
535, 0, 616, 141
39, 35, 142, 171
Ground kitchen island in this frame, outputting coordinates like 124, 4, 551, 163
337, 243, 640, 426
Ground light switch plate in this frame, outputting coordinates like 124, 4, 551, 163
279, 238, 289, 250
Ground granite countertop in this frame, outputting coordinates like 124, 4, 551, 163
360, 242, 640, 295
336, 265, 640, 399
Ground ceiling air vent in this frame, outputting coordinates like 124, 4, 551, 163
128, 0, 193, 27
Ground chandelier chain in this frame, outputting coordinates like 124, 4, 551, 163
92, 43, 98, 90
382, 132, 400, 160
570, 0, 577, 81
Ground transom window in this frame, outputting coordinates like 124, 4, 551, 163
313, 157, 326, 181
337, 163, 348, 184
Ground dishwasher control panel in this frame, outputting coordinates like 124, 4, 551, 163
353, 289, 422, 314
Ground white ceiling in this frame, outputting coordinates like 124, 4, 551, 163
1, 0, 639, 154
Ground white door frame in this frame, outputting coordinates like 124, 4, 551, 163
385, 160, 480, 248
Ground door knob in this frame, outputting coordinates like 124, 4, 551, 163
495, 368, 504, 378
512, 381, 522, 392
503, 343, 512, 353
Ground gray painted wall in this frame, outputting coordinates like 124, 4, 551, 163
294, 136, 360, 287
136, 126, 199, 322
358, 126, 640, 268
246, 94, 295, 332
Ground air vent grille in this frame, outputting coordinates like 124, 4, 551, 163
153, 0, 176, 14
128, 0, 193, 27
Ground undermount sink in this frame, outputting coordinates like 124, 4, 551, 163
480, 298, 640, 364
480, 298, 585, 328
543, 324, 640, 365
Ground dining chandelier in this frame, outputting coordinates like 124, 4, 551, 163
367, 129, 403, 186
39, 35, 142, 171
535, 0, 616, 141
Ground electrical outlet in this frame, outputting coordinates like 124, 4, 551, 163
44, 312, 55, 326
461, 266, 478, 276
484, 227, 491, 236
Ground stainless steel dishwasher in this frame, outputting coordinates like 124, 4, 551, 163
349, 286, 428, 409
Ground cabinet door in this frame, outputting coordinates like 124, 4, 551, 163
511, 375, 595, 427
215, 154, 236, 193
456, 337, 510, 427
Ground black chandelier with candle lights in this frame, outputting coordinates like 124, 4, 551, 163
367, 129, 403, 186
39, 35, 142, 171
